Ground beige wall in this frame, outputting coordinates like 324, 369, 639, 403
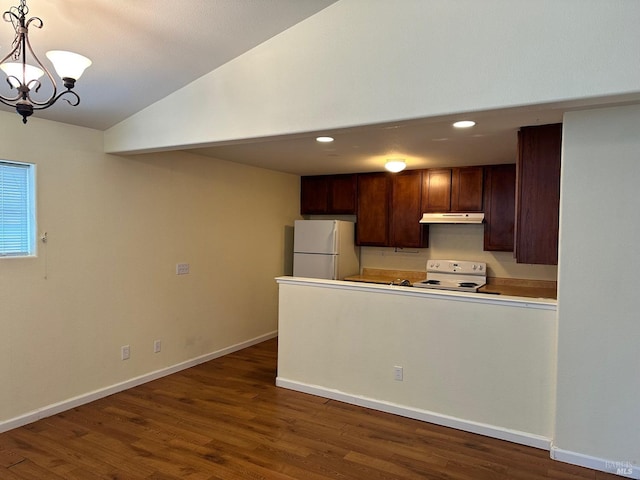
0, 112, 299, 425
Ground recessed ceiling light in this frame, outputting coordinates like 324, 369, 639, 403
453, 120, 476, 128
316, 136, 334, 143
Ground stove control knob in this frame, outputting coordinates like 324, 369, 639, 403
472, 264, 477, 270
478, 265, 484, 271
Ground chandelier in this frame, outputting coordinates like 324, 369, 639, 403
0, 0, 91, 123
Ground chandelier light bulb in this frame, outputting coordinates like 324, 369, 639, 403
46, 51, 92, 82
0, 62, 44, 87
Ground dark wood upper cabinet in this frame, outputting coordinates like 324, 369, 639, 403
483, 164, 516, 252
390, 170, 427, 248
422, 169, 451, 212
515, 123, 562, 265
300, 176, 328, 214
451, 167, 483, 212
300, 174, 357, 215
328, 174, 357, 214
300, 151, 559, 259
422, 167, 483, 213
357, 171, 427, 248
356, 173, 390, 246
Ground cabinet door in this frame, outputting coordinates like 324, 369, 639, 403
451, 167, 483, 212
300, 176, 328, 214
390, 170, 427, 248
422, 169, 452, 212
515, 123, 561, 265
328, 174, 357, 214
483, 164, 515, 251
356, 173, 390, 246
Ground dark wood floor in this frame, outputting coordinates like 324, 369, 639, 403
0, 338, 619, 479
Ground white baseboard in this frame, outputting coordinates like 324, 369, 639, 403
276, 377, 551, 450
0, 331, 278, 434
551, 445, 639, 479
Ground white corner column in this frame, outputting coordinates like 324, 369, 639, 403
553, 104, 640, 478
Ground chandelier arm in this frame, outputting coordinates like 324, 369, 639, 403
2, 10, 19, 25
21, 15, 57, 105
2, 7, 23, 61
31, 88, 80, 111
0, 89, 23, 105
0, 76, 23, 101
0, 31, 22, 65
24, 15, 41, 29
0, 48, 18, 66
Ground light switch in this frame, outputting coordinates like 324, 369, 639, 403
176, 263, 190, 275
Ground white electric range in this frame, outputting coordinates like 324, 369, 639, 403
413, 260, 486, 293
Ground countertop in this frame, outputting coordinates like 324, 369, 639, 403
344, 268, 426, 285
478, 283, 557, 300
344, 268, 557, 300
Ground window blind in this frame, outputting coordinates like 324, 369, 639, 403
0, 161, 34, 256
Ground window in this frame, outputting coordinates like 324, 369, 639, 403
0, 160, 36, 257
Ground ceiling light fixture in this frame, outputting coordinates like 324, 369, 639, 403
0, 0, 92, 123
316, 136, 334, 143
453, 120, 476, 128
385, 159, 406, 173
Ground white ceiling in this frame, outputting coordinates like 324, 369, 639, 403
2, 1, 639, 176
190, 107, 567, 175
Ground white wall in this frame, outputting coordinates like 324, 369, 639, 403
0, 112, 299, 427
553, 104, 640, 472
104, 0, 640, 154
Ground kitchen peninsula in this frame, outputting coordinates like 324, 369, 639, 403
276, 276, 557, 449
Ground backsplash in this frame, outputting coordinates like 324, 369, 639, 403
360, 224, 558, 281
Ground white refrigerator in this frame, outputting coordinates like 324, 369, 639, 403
293, 220, 359, 280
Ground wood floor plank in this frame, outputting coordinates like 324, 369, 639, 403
3, 458, 68, 479
0, 448, 25, 468
0, 338, 622, 479
7, 426, 144, 479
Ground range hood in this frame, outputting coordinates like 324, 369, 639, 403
419, 213, 485, 224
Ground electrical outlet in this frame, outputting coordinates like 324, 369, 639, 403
121, 345, 130, 360
176, 263, 190, 275
153, 340, 161, 353
393, 365, 403, 381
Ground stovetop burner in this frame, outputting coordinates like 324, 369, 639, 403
413, 260, 487, 293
